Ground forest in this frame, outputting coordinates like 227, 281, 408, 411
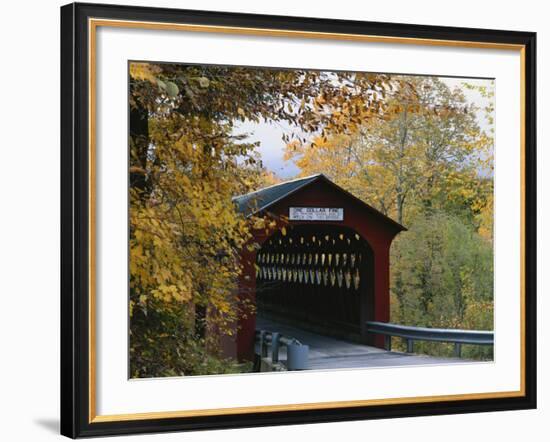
129, 62, 494, 378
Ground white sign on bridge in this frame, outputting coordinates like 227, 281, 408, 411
289, 207, 344, 221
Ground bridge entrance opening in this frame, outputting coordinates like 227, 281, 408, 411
255, 224, 374, 342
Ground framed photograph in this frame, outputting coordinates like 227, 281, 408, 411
60, 2, 536, 438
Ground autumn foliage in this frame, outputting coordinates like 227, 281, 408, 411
129, 62, 494, 377
285, 76, 495, 359
129, 62, 397, 377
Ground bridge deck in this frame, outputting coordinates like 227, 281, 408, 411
256, 316, 470, 370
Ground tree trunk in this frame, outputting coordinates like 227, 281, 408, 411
129, 103, 150, 199
194, 304, 207, 339
395, 109, 408, 225
396, 193, 404, 226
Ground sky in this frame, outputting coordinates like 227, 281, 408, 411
233, 76, 494, 180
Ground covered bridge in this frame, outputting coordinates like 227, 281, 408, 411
226, 174, 405, 361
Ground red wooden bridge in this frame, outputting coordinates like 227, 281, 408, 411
220, 174, 492, 369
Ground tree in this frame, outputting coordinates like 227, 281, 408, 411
390, 212, 493, 359
285, 76, 491, 227
286, 75, 495, 359
128, 62, 397, 376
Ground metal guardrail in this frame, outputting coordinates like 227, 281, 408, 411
366, 321, 494, 358
255, 329, 309, 370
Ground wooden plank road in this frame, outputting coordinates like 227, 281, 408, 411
256, 316, 471, 370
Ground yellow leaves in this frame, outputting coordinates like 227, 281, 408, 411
252, 217, 266, 230
150, 283, 192, 304
128, 147, 255, 332
129, 62, 159, 83
283, 140, 303, 161
218, 301, 231, 314
476, 193, 494, 242
129, 65, 419, 376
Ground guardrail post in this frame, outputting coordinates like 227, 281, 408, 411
406, 338, 414, 353
271, 332, 280, 363
454, 342, 462, 358
384, 335, 392, 351
287, 343, 309, 370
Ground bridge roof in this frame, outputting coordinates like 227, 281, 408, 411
233, 173, 406, 232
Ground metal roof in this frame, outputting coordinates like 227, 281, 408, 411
233, 173, 406, 232
233, 174, 322, 217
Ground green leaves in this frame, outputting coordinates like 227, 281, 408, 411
156, 78, 166, 90
156, 78, 179, 97
165, 81, 179, 97
390, 212, 493, 360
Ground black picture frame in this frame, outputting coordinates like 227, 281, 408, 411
60, 2, 537, 438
